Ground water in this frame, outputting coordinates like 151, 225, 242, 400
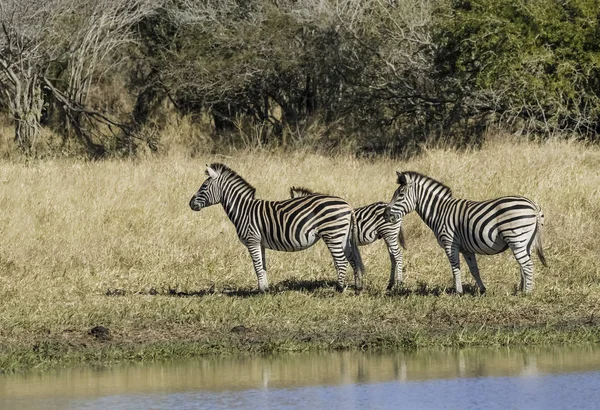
2, 345, 600, 409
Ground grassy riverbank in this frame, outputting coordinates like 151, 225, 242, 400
1, 137, 599, 373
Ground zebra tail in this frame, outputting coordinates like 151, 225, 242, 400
535, 208, 548, 268
350, 211, 366, 275
397, 225, 407, 250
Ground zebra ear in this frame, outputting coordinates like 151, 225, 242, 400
396, 171, 407, 186
206, 165, 219, 179
396, 171, 413, 187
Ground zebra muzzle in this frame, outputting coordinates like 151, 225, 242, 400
189, 197, 202, 211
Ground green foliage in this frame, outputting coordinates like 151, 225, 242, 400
435, 0, 600, 136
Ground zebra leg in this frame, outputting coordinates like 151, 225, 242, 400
334, 258, 349, 293
351, 259, 363, 295
248, 244, 269, 292
508, 243, 534, 293
444, 246, 463, 294
344, 245, 364, 295
384, 235, 403, 290
461, 251, 486, 294
323, 240, 349, 292
261, 246, 267, 272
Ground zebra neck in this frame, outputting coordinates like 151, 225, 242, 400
414, 191, 454, 229
221, 190, 256, 226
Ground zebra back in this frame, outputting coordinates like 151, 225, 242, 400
289, 186, 406, 249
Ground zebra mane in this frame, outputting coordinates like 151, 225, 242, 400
402, 171, 453, 198
289, 186, 320, 198
207, 163, 256, 198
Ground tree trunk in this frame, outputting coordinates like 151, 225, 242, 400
14, 116, 39, 154
305, 73, 316, 114
11, 76, 44, 155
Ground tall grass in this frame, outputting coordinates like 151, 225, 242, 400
1, 136, 599, 372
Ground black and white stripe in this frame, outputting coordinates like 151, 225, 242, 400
290, 186, 406, 290
189, 164, 365, 293
384, 171, 547, 294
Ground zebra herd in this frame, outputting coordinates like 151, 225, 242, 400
189, 163, 547, 295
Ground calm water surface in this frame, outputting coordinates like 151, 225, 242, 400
2, 345, 600, 409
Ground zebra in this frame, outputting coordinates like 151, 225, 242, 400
189, 163, 365, 293
290, 186, 406, 290
383, 171, 547, 294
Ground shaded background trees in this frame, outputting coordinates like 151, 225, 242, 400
1, 0, 599, 157
0, 0, 155, 156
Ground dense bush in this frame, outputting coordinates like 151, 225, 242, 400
435, 0, 600, 137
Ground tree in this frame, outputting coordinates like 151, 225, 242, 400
331, 0, 446, 151
435, 0, 600, 137
0, 0, 51, 153
0, 0, 156, 156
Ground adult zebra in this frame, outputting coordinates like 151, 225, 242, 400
384, 171, 547, 294
290, 186, 406, 290
189, 164, 365, 293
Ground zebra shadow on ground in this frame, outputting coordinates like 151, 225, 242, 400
105, 281, 482, 298
106, 279, 341, 298
213, 279, 340, 296
106, 286, 221, 298
387, 281, 482, 297
218, 280, 341, 297
161, 285, 259, 298
273, 278, 339, 293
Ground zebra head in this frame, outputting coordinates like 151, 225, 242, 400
384, 171, 415, 223
189, 165, 222, 211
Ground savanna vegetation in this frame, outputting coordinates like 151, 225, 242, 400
0, 0, 599, 158
1, 0, 599, 373
0, 136, 599, 373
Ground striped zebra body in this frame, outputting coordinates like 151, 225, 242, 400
384, 171, 547, 294
189, 164, 365, 293
290, 187, 405, 290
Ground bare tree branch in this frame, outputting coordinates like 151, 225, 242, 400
0, 0, 157, 155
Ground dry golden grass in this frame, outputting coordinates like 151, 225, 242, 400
1, 136, 599, 372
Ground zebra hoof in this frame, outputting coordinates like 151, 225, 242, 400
387, 282, 402, 291
354, 288, 362, 296
335, 283, 346, 293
